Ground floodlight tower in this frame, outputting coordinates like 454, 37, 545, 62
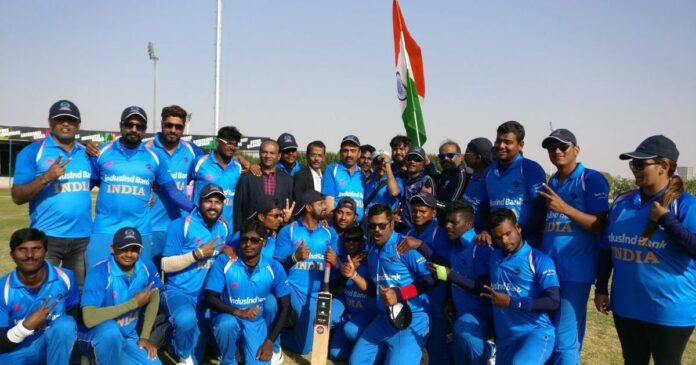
147, 42, 160, 134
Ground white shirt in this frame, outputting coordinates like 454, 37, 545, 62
311, 168, 322, 192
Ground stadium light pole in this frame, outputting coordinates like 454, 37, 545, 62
214, 0, 222, 135
148, 42, 160, 134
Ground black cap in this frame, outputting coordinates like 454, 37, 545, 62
113, 227, 143, 250
387, 302, 412, 330
341, 135, 361, 147
619, 135, 679, 162
199, 183, 226, 201
295, 190, 325, 216
406, 146, 426, 160
466, 138, 493, 165
49, 100, 81, 121
278, 133, 298, 151
410, 192, 436, 208
336, 197, 357, 213
542, 129, 577, 148
121, 106, 148, 123
256, 196, 280, 214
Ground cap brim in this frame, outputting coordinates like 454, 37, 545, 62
409, 195, 434, 207
341, 140, 360, 146
541, 136, 573, 148
200, 192, 226, 201
122, 112, 147, 123
115, 242, 143, 249
50, 113, 80, 121
619, 151, 658, 160
280, 145, 299, 151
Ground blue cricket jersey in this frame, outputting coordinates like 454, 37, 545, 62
205, 254, 291, 317
162, 208, 230, 299
273, 219, 338, 294
277, 161, 302, 177
81, 256, 162, 339
13, 135, 94, 238
92, 138, 175, 235
398, 172, 435, 231
188, 152, 242, 231
603, 190, 696, 326
229, 231, 277, 259
462, 172, 485, 230
489, 242, 559, 346
449, 228, 493, 316
342, 260, 374, 316
146, 134, 203, 232
406, 219, 451, 261
0, 263, 79, 346
364, 174, 404, 211
366, 232, 432, 314
540, 163, 609, 283
322, 162, 366, 221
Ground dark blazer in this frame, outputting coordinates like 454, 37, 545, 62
233, 170, 294, 232
293, 166, 317, 202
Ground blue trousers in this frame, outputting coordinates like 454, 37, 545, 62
281, 286, 345, 355
329, 310, 375, 360
425, 282, 449, 364
87, 232, 153, 268
212, 313, 268, 365
496, 328, 554, 365
261, 294, 281, 353
78, 320, 162, 365
151, 230, 167, 269
0, 315, 77, 365
349, 310, 429, 365
163, 290, 209, 363
550, 281, 591, 365
452, 311, 493, 365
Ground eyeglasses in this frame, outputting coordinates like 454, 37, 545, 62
367, 222, 390, 231
264, 213, 284, 219
405, 155, 423, 163
438, 152, 459, 160
629, 159, 661, 171
240, 236, 263, 244
217, 138, 238, 147
121, 121, 146, 131
545, 143, 571, 152
163, 122, 184, 131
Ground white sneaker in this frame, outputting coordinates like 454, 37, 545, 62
177, 356, 194, 365
271, 348, 284, 365
487, 339, 496, 365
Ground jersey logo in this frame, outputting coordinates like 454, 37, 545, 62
511, 180, 521, 188
112, 291, 118, 298
230, 282, 238, 289
338, 179, 346, 186
183, 157, 189, 163
205, 174, 213, 180
145, 163, 153, 171
123, 229, 137, 240
570, 192, 578, 200
13, 304, 21, 311
105, 161, 113, 167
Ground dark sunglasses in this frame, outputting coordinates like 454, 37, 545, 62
405, 155, 424, 163
438, 153, 459, 160
121, 121, 146, 131
367, 222, 389, 231
545, 143, 571, 152
163, 122, 184, 131
629, 159, 661, 171
240, 236, 263, 244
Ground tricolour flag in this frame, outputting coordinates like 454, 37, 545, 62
393, 0, 426, 146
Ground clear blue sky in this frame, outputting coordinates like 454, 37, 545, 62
1, 0, 694, 177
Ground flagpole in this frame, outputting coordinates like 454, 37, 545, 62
214, 0, 222, 135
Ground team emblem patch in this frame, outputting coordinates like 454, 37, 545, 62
124, 229, 137, 240
230, 282, 238, 289
59, 101, 72, 111
338, 179, 346, 186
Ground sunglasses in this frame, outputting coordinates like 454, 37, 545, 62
121, 121, 146, 131
217, 138, 238, 147
438, 152, 459, 160
629, 159, 661, 171
405, 155, 424, 163
240, 236, 263, 244
367, 222, 390, 231
545, 143, 571, 152
264, 213, 284, 219
163, 122, 184, 131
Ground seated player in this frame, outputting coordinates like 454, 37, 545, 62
0, 228, 79, 365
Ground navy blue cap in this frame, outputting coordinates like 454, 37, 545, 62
466, 138, 493, 165
406, 146, 426, 160
542, 129, 577, 148
199, 183, 225, 201
121, 106, 148, 124
341, 135, 361, 147
49, 100, 81, 121
113, 227, 143, 250
619, 135, 679, 162
295, 190, 325, 216
336, 196, 357, 213
256, 196, 280, 214
278, 133, 298, 151
410, 192, 436, 208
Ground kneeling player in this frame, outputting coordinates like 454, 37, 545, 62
0, 228, 79, 365
79, 227, 162, 365
204, 221, 291, 365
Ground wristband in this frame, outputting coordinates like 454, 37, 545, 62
7, 320, 35, 343
434, 264, 448, 281
398, 284, 418, 301
291, 253, 298, 263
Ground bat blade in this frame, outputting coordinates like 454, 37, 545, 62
310, 291, 333, 364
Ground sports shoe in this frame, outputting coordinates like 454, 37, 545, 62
487, 339, 496, 365
177, 356, 194, 365
271, 348, 284, 365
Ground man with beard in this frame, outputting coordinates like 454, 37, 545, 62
396, 147, 434, 232
432, 140, 468, 225
234, 139, 294, 232
293, 140, 326, 200
12, 100, 95, 287
273, 190, 344, 355
79, 227, 163, 365
277, 133, 302, 176
462, 138, 494, 231
364, 151, 403, 213
389, 135, 411, 176
0, 228, 79, 365
87, 107, 194, 267
160, 184, 231, 365
359, 144, 376, 180
323, 135, 366, 221
205, 221, 292, 365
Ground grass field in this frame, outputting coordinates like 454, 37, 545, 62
1, 191, 694, 364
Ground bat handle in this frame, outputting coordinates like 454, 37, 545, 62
322, 262, 332, 292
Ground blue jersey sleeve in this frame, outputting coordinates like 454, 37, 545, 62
270, 260, 292, 297
205, 255, 228, 293
523, 159, 546, 198
187, 155, 200, 184
584, 170, 610, 215
273, 224, 295, 260
65, 270, 81, 309
321, 164, 337, 199
81, 267, 106, 308
162, 218, 186, 257
473, 245, 494, 276
144, 260, 163, 290
192, 143, 205, 157
533, 251, 560, 290
0, 285, 9, 328
228, 231, 240, 250
154, 156, 174, 185
13, 143, 38, 185
402, 250, 431, 279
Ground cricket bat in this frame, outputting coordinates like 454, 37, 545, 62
310, 262, 332, 364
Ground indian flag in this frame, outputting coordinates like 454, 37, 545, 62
393, 0, 426, 146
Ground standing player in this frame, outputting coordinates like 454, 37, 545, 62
462, 137, 493, 231
277, 133, 302, 176
349, 204, 435, 365
476, 121, 547, 246
12, 100, 94, 287
359, 144, 376, 180
88, 106, 193, 267
363, 151, 403, 213
323, 135, 366, 221
396, 147, 434, 232
205, 221, 292, 365
538, 129, 609, 364
273, 190, 345, 355
389, 135, 411, 176
79, 227, 163, 365
0, 228, 79, 365
433, 140, 468, 219
160, 184, 230, 365
482, 209, 560, 365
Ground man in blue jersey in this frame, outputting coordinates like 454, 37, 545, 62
481, 209, 560, 365
273, 190, 344, 355
12, 100, 94, 287
475, 121, 547, 246
349, 204, 436, 365
205, 221, 292, 365
147, 105, 204, 265
364, 151, 402, 213
537, 129, 609, 365
277, 133, 302, 176
462, 138, 493, 231
333, 197, 358, 236
359, 144, 376, 180
0, 228, 79, 365
87, 106, 194, 267
323, 135, 366, 221
160, 184, 230, 365
396, 147, 434, 232
79, 227, 163, 365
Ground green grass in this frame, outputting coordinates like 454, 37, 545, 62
0, 191, 693, 364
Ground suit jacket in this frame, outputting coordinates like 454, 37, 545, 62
293, 166, 319, 202
233, 170, 294, 232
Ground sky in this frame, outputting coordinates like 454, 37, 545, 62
1, 0, 695, 177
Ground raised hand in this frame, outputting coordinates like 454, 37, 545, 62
474, 231, 492, 246
380, 286, 399, 306
480, 285, 511, 308
293, 241, 310, 261
537, 183, 569, 214
396, 236, 422, 255
282, 199, 296, 222
198, 236, 224, 258
133, 282, 155, 308
341, 255, 357, 279
44, 155, 71, 182
325, 247, 337, 266
23, 295, 60, 330
649, 201, 669, 223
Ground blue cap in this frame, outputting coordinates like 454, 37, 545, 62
278, 132, 299, 151
121, 106, 148, 124
407, 146, 426, 160
619, 135, 679, 162
542, 129, 577, 148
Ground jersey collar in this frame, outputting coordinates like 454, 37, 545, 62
550, 162, 585, 186
107, 255, 141, 277
494, 153, 523, 176
10, 262, 59, 289
45, 133, 83, 153
113, 138, 145, 153
505, 240, 531, 258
